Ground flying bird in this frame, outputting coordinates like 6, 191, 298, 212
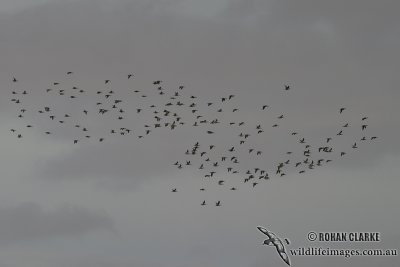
257, 226, 291, 266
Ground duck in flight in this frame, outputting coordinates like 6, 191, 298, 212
8, 74, 380, 208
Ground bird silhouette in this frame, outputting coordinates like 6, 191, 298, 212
8, 74, 380, 208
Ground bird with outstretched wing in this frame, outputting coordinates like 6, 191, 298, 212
257, 226, 291, 266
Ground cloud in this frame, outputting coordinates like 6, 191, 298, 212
0, 202, 114, 245
0, 0, 399, 266
0, 0, 398, 193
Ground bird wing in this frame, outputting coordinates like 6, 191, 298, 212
257, 226, 273, 239
275, 247, 291, 266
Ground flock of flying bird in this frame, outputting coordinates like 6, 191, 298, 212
8, 74, 378, 207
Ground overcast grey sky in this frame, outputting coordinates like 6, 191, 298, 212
0, 0, 399, 266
